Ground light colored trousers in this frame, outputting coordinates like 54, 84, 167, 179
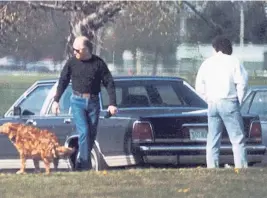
206, 98, 248, 168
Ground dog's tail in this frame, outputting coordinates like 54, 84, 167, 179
56, 146, 75, 157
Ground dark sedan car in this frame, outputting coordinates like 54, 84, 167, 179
0, 76, 265, 171
241, 86, 267, 148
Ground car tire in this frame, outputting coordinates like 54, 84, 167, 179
68, 144, 108, 171
91, 144, 109, 171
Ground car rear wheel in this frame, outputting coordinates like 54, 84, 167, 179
68, 144, 108, 171
91, 145, 108, 171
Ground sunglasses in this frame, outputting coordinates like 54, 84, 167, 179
73, 48, 80, 53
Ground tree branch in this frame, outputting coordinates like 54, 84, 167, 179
26, 1, 77, 11
182, 1, 223, 34
72, 1, 123, 36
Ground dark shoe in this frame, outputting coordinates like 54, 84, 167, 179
75, 161, 82, 171
75, 159, 91, 171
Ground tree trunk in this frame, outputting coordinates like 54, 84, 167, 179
94, 28, 103, 56
152, 48, 160, 75
132, 48, 137, 74
136, 48, 142, 75
239, 2, 244, 65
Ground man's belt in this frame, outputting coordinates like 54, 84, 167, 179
73, 90, 98, 99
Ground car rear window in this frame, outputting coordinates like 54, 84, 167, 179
100, 79, 207, 109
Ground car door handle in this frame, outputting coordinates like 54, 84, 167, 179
26, 119, 37, 126
64, 118, 71, 124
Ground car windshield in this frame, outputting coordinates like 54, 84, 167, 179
101, 79, 207, 109
18, 84, 53, 116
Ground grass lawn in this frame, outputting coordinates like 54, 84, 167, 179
0, 168, 266, 198
0, 73, 57, 116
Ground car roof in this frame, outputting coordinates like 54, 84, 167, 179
248, 85, 267, 91
35, 75, 185, 84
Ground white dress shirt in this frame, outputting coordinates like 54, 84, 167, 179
195, 51, 248, 104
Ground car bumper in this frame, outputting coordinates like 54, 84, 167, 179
139, 144, 266, 155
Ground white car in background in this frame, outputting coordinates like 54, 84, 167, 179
26, 59, 66, 72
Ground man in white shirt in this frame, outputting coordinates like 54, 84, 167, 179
195, 35, 248, 168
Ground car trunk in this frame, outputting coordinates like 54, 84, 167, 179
140, 113, 258, 143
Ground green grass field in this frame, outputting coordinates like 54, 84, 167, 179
0, 73, 57, 115
0, 168, 267, 198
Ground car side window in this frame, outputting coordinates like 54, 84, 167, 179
241, 92, 254, 114
101, 80, 207, 109
19, 84, 52, 116
128, 86, 148, 96
118, 86, 150, 107
48, 86, 72, 115
101, 87, 122, 110
249, 91, 267, 115
154, 84, 183, 105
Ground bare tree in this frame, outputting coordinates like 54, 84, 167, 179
25, 1, 125, 57
2, 0, 264, 65
0, 2, 69, 62
0, 1, 125, 59
101, 1, 183, 75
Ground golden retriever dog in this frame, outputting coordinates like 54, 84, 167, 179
0, 122, 75, 174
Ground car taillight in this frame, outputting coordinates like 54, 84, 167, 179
132, 121, 153, 143
249, 121, 262, 141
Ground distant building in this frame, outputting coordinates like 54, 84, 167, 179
176, 43, 267, 72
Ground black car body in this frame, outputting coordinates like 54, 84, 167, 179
0, 76, 265, 170
241, 86, 267, 148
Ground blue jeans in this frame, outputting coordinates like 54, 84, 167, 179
206, 98, 248, 168
70, 94, 100, 170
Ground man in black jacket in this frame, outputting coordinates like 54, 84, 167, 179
52, 36, 118, 171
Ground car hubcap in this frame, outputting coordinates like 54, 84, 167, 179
91, 153, 96, 170
91, 150, 98, 171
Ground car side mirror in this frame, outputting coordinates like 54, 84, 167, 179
13, 106, 22, 116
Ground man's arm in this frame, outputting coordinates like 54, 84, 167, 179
100, 60, 117, 106
54, 59, 72, 102
195, 63, 207, 101
234, 62, 248, 104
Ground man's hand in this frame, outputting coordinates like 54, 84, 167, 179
52, 101, 60, 115
107, 105, 118, 115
